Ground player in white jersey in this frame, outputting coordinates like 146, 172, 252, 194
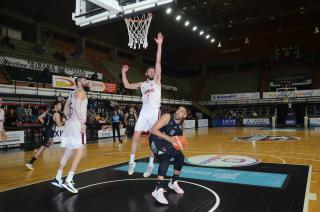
122, 32, 163, 177
0, 98, 6, 142
51, 77, 89, 194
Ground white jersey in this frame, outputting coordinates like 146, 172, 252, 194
0, 109, 4, 131
61, 88, 88, 149
140, 80, 161, 108
66, 89, 88, 123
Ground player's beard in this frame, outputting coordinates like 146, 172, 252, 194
147, 76, 154, 80
83, 85, 90, 92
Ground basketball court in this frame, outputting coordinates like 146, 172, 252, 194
0, 0, 320, 212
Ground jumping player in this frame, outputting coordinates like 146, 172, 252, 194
149, 106, 188, 205
51, 77, 89, 194
26, 101, 64, 170
0, 98, 6, 142
122, 32, 163, 177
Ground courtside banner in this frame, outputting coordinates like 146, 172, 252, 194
184, 120, 196, 129
211, 92, 259, 101
52, 75, 117, 93
98, 128, 126, 139
52, 75, 76, 89
310, 118, 320, 127
214, 119, 237, 127
263, 89, 320, 98
0, 131, 24, 146
198, 119, 208, 128
243, 118, 270, 127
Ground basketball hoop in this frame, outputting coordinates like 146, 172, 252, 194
124, 13, 153, 49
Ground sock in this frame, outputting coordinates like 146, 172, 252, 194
171, 174, 179, 183
130, 154, 135, 163
66, 171, 75, 183
148, 157, 154, 166
156, 180, 167, 190
29, 157, 37, 165
56, 169, 63, 181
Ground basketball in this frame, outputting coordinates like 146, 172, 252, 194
171, 136, 188, 151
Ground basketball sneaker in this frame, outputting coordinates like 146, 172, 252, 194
168, 180, 184, 194
51, 178, 63, 188
143, 164, 154, 178
128, 161, 136, 175
62, 181, 78, 194
25, 163, 33, 170
152, 188, 168, 205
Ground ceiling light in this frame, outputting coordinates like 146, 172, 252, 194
166, 8, 172, 14
199, 31, 204, 35
176, 15, 181, 21
206, 35, 210, 39
184, 21, 190, 26
218, 42, 222, 48
192, 26, 197, 31
245, 37, 250, 44
314, 26, 319, 34
210, 38, 215, 43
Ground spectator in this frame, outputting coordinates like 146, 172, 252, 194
1, 36, 15, 49
91, 72, 98, 81
33, 44, 45, 54
17, 103, 26, 124
25, 104, 33, 123
41, 67, 51, 88
4, 109, 17, 127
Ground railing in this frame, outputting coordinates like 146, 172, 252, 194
0, 83, 192, 105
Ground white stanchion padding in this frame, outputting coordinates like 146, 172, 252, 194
272, 116, 276, 127
198, 119, 209, 128
304, 116, 309, 128
0, 131, 24, 146
184, 120, 196, 129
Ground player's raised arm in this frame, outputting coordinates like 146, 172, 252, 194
121, 65, 142, 90
154, 32, 163, 85
38, 111, 48, 125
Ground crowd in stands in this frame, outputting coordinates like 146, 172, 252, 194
211, 107, 273, 120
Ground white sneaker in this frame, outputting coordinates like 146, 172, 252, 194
152, 188, 168, 205
51, 178, 63, 188
118, 143, 122, 148
168, 180, 184, 194
62, 181, 78, 194
143, 164, 154, 178
128, 161, 136, 175
25, 163, 33, 170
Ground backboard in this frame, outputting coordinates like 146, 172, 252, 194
72, 0, 176, 27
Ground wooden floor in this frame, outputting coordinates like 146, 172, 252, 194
0, 127, 319, 211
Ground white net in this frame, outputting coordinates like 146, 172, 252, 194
124, 13, 153, 49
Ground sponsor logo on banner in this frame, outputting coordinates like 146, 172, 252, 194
98, 128, 126, 139
0, 131, 24, 147
198, 119, 208, 128
211, 92, 259, 101
0, 55, 102, 79
214, 119, 237, 127
243, 118, 270, 126
184, 120, 195, 129
263, 89, 320, 99
162, 84, 178, 91
310, 118, 320, 127
52, 75, 117, 93
185, 154, 261, 167
52, 75, 76, 89
53, 126, 64, 143
234, 135, 300, 142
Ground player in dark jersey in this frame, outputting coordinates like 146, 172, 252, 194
149, 106, 188, 205
124, 106, 137, 138
26, 101, 64, 170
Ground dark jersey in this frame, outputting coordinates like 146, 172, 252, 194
43, 110, 56, 131
127, 112, 136, 127
150, 114, 183, 141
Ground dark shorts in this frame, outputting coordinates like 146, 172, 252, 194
149, 134, 180, 158
41, 129, 54, 147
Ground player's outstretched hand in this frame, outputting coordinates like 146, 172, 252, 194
154, 32, 164, 45
122, 65, 129, 73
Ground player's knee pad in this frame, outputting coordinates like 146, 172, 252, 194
174, 152, 185, 171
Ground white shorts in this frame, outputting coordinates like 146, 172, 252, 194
135, 107, 160, 132
61, 119, 86, 149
